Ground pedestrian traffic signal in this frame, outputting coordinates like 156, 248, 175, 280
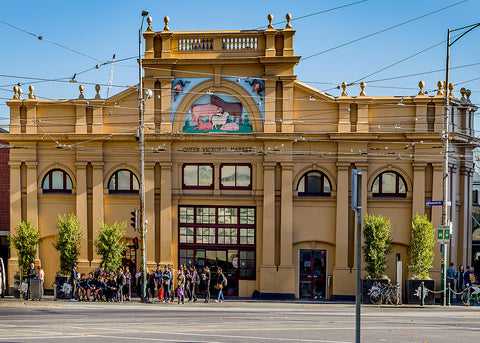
133, 237, 139, 250
130, 210, 138, 231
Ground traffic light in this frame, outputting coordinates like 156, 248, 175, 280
130, 210, 138, 231
133, 237, 139, 250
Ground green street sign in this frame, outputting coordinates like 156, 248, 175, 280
437, 229, 444, 240
444, 229, 450, 240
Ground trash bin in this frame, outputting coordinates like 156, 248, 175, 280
29, 278, 43, 300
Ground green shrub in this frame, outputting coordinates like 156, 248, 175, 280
53, 213, 83, 275
94, 221, 127, 274
408, 214, 435, 279
9, 220, 41, 275
363, 214, 393, 279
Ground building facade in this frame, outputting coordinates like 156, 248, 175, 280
3, 14, 479, 298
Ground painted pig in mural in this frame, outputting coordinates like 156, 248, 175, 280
190, 103, 222, 126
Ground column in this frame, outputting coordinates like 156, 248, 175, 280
145, 162, 156, 267
281, 81, 294, 133
412, 163, 426, 217
450, 165, 458, 263
91, 162, 104, 261
259, 162, 276, 294
160, 162, 173, 265
75, 162, 89, 268
7, 162, 21, 286
333, 162, 351, 296
356, 103, 370, 133
263, 80, 276, 133
25, 161, 38, 227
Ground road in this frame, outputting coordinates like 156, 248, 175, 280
0, 298, 479, 342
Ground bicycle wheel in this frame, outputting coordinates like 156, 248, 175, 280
460, 292, 471, 306
370, 291, 382, 305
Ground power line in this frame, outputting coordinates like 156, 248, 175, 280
300, 0, 467, 61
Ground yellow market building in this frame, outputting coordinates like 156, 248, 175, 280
3, 14, 479, 299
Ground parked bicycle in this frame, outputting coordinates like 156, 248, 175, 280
369, 283, 401, 305
460, 285, 480, 306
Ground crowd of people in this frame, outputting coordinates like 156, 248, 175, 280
446, 262, 478, 302
69, 263, 228, 304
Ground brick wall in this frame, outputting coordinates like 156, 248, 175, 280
0, 131, 9, 232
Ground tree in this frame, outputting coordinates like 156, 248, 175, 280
408, 214, 435, 279
362, 214, 393, 279
94, 221, 127, 274
9, 221, 41, 275
53, 213, 83, 275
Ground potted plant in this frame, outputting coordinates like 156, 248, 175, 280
8, 220, 41, 298
405, 214, 435, 304
94, 221, 127, 274
53, 213, 83, 299
361, 214, 393, 303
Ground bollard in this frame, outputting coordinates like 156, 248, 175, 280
447, 284, 450, 306
53, 283, 57, 301
466, 285, 470, 306
420, 281, 425, 307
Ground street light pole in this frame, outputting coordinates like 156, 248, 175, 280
138, 10, 149, 302
442, 23, 480, 306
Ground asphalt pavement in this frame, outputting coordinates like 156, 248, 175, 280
0, 296, 479, 342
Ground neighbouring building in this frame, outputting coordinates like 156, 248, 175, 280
3, 14, 479, 298
0, 127, 10, 281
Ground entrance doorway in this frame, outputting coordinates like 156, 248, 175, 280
299, 249, 326, 299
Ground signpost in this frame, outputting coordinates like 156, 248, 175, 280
426, 201, 442, 207
437, 224, 452, 244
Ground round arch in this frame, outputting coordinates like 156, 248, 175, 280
293, 164, 336, 193
38, 164, 76, 191
104, 164, 140, 191
173, 79, 263, 132
368, 165, 412, 196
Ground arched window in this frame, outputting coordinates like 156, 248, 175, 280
297, 171, 332, 196
42, 169, 73, 193
372, 171, 407, 197
108, 169, 139, 193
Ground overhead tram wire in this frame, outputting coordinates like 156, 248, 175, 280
0, 19, 105, 64
253, 0, 368, 30
300, 0, 467, 62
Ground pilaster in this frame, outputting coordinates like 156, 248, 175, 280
160, 162, 173, 265
160, 79, 174, 132
8, 161, 22, 285
73, 100, 88, 134
75, 162, 89, 267
412, 162, 427, 217
91, 161, 104, 260
145, 162, 156, 265
281, 81, 294, 133
24, 101, 38, 133
263, 80, 276, 133
25, 161, 38, 228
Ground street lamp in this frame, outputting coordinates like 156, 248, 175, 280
442, 22, 480, 306
138, 10, 149, 302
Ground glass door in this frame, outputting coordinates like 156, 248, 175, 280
299, 250, 326, 298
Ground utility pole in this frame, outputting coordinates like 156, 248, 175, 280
138, 10, 149, 302
442, 23, 480, 306
352, 169, 362, 343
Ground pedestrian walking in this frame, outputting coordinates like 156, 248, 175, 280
177, 268, 185, 304
71, 263, 78, 301
215, 267, 227, 303
447, 262, 456, 302
162, 265, 171, 303
123, 266, 131, 301
204, 266, 211, 303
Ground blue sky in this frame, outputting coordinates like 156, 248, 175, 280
1, 0, 480, 130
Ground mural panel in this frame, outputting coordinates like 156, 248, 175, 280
182, 93, 253, 133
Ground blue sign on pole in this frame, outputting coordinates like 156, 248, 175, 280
426, 201, 443, 206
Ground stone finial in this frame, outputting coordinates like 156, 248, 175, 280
437, 81, 444, 96
28, 85, 35, 99
466, 89, 471, 102
359, 82, 366, 96
17, 87, 23, 100
460, 87, 466, 102
13, 85, 18, 99
146, 16, 153, 31
448, 83, 454, 97
79, 85, 85, 99
285, 13, 292, 29
341, 82, 348, 96
418, 80, 425, 95
267, 14, 274, 29
95, 84, 101, 99
163, 16, 170, 31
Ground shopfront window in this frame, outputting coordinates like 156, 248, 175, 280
178, 205, 256, 296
